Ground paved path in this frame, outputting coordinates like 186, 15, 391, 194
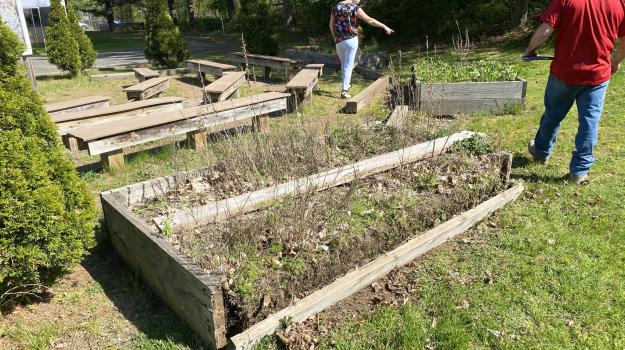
32, 38, 239, 76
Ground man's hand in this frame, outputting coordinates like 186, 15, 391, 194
522, 51, 538, 60
612, 61, 620, 75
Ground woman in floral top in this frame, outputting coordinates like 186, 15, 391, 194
330, 0, 394, 99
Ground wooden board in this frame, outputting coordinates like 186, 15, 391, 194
101, 193, 227, 348
45, 96, 111, 115
230, 52, 298, 70
57, 103, 184, 137
187, 59, 237, 77
51, 97, 185, 123
286, 69, 319, 89
204, 72, 247, 102
228, 183, 524, 350
304, 64, 324, 77
70, 92, 290, 142
124, 77, 170, 93
126, 79, 170, 101
344, 76, 391, 114
386, 105, 410, 129
154, 131, 477, 229
82, 97, 288, 156
420, 98, 524, 116
133, 67, 160, 81
90, 72, 135, 81
420, 81, 525, 100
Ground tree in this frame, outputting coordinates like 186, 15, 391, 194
46, 0, 82, 76
187, 0, 196, 26
282, 0, 294, 30
515, 0, 530, 27
238, 0, 279, 55
67, 0, 97, 70
0, 19, 98, 301
144, 0, 190, 68
226, 0, 235, 18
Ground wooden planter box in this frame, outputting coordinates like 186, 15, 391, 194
400, 80, 527, 116
101, 132, 522, 350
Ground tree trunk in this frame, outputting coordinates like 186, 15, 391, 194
226, 0, 235, 18
167, 0, 178, 25
187, 0, 196, 26
282, 0, 294, 30
105, 0, 114, 32
515, 0, 530, 28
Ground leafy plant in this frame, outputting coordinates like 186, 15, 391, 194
46, 0, 82, 76
449, 135, 494, 156
66, 0, 96, 70
0, 20, 24, 75
416, 59, 522, 83
237, 0, 279, 55
144, 0, 190, 68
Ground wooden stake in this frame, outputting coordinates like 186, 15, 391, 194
187, 130, 207, 151
228, 183, 525, 350
252, 115, 270, 133
101, 149, 125, 171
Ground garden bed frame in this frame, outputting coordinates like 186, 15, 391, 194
101, 131, 522, 349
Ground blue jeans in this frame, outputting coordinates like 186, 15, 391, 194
534, 75, 609, 177
336, 36, 359, 92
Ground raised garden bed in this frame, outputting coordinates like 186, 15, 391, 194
101, 125, 522, 349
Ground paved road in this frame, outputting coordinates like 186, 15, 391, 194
32, 38, 239, 76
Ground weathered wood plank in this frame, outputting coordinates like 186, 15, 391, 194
133, 67, 160, 82
204, 72, 247, 103
51, 97, 185, 124
154, 131, 477, 230
124, 77, 170, 100
101, 193, 227, 349
304, 64, 324, 77
420, 81, 525, 100
344, 76, 391, 114
230, 52, 298, 70
386, 105, 410, 129
90, 72, 135, 81
187, 59, 237, 78
286, 69, 319, 108
420, 98, 524, 116
101, 149, 125, 170
228, 183, 524, 350
82, 97, 288, 156
45, 96, 111, 115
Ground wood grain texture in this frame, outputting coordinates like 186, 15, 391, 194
133, 67, 160, 81
386, 105, 410, 129
101, 149, 124, 170
204, 72, 246, 94
124, 77, 169, 93
419, 81, 525, 100
45, 96, 111, 114
101, 193, 227, 349
344, 76, 391, 114
51, 97, 185, 123
154, 131, 477, 230
420, 98, 524, 116
82, 97, 288, 155
187, 59, 237, 77
304, 64, 324, 77
228, 183, 524, 350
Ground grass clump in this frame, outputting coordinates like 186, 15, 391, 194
416, 58, 522, 83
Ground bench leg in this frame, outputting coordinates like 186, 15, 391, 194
101, 149, 125, 171
63, 135, 80, 152
188, 130, 207, 151
264, 67, 272, 79
252, 115, 270, 133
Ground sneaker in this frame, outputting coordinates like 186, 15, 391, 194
528, 140, 547, 163
340, 91, 352, 99
568, 173, 589, 185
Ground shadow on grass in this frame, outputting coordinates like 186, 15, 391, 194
82, 223, 204, 348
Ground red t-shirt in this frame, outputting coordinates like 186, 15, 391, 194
541, 0, 625, 85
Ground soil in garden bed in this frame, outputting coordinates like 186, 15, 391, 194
131, 117, 454, 221
158, 152, 507, 336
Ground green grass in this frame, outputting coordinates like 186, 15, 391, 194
86, 31, 146, 52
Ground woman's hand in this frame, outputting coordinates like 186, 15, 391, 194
384, 26, 395, 35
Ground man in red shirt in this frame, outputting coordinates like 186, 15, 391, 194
523, 0, 625, 184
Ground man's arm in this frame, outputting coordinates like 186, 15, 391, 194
612, 38, 625, 75
523, 23, 555, 57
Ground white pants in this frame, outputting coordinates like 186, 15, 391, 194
336, 36, 359, 92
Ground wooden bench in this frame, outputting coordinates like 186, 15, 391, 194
123, 77, 170, 101
203, 71, 247, 103
68, 92, 290, 170
45, 96, 111, 115
305, 64, 324, 77
230, 52, 299, 80
53, 97, 185, 151
285, 68, 320, 109
344, 76, 391, 114
133, 67, 160, 82
186, 59, 237, 82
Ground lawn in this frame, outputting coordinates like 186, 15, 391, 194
1, 38, 624, 349
31, 31, 146, 57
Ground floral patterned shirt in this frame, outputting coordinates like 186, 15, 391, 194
332, 3, 360, 43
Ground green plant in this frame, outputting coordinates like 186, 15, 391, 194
237, 0, 279, 55
416, 59, 522, 83
45, 0, 82, 76
66, 0, 96, 70
449, 135, 494, 156
144, 0, 190, 68
0, 20, 24, 75
0, 27, 97, 302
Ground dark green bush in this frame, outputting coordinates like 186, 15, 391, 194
237, 0, 279, 55
67, 0, 96, 70
0, 26, 97, 300
144, 0, 190, 68
0, 20, 24, 75
46, 0, 82, 76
